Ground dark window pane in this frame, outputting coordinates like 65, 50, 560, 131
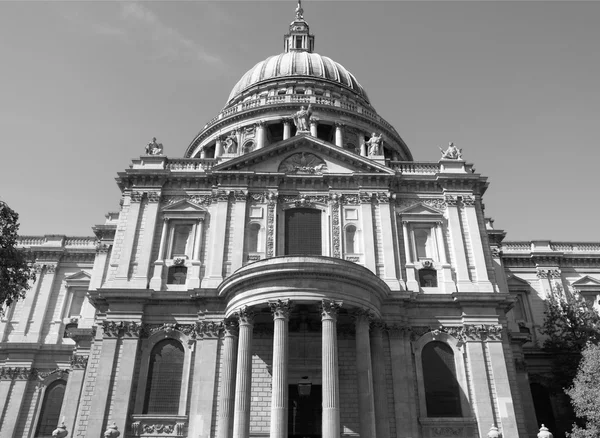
35, 380, 66, 437
167, 266, 187, 285
144, 339, 185, 414
345, 225, 356, 254
419, 268, 438, 287
422, 341, 461, 417
285, 209, 322, 256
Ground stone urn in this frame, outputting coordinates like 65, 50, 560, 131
487, 425, 500, 438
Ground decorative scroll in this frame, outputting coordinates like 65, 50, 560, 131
161, 195, 212, 207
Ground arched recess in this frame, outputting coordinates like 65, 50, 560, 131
412, 331, 471, 418
133, 329, 194, 417
32, 371, 69, 438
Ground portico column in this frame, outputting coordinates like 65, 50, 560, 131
269, 300, 292, 438
359, 134, 367, 157
232, 307, 255, 438
217, 320, 239, 438
353, 309, 376, 438
321, 299, 342, 438
283, 118, 292, 140
256, 121, 266, 149
215, 137, 224, 158
370, 321, 390, 438
334, 123, 344, 147
310, 117, 318, 137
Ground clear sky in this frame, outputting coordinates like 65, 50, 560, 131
1, 1, 598, 242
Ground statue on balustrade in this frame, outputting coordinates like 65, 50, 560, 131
439, 142, 462, 160
145, 137, 164, 155
293, 104, 313, 133
366, 132, 383, 156
223, 131, 238, 154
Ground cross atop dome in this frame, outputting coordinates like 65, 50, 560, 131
284, 0, 314, 53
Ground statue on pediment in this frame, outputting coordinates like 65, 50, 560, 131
366, 132, 383, 156
223, 131, 238, 154
440, 142, 462, 160
145, 137, 164, 155
293, 104, 313, 133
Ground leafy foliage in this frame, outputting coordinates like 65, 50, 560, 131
0, 201, 35, 313
566, 343, 600, 438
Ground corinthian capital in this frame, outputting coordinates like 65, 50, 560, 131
269, 299, 293, 320
235, 306, 255, 325
321, 299, 343, 321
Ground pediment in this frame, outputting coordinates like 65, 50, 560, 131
161, 199, 207, 213
506, 274, 531, 288
64, 271, 91, 281
212, 134, 394, 175
398, 203, 443, 215
571, 276, 600, 289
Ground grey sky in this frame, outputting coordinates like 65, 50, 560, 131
1, 1, 598, 241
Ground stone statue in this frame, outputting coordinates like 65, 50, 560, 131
52, 421, 68, 438
145, 137, 164, 156
104, 422, 120, 438
223, 131, 238, 154
293, 104, 313, 133
439, 142, 462, 160
366, 132, 383, 156
295, 0, 304, 19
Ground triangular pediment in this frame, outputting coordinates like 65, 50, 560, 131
398, 203, 443, 215
161, 199, 207, 213
571, 276, 600, 288
507, 274, 531, 288
212, 134, 395, 175
64, 271, 91, 281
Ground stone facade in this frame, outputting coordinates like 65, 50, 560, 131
2, 4, 600, 438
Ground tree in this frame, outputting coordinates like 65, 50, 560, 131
541, 281, 600, 391
0, 201, 35, 313
566, 343, 600, 438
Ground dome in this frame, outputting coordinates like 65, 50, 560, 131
227, 52, 370, 105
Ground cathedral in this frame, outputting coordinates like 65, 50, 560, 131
2, 3, 599, 438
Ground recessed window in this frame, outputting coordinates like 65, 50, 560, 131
144, 339, 185, 415
35, 380, 66, 437
296, 36, 303, 48
167, 266, 187, 285
414, 228, 432, 260
68, 290, 86, 318
422, 341, 461, 417
248, 223, 261, 253
419, 268, 438, 287
170, 224, 193, 258
345, 225, 357, 254
285, 208, 322, 256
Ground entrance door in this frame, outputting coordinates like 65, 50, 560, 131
288, 384, 322, 438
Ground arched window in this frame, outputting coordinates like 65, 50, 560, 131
345, 225, 357, 254
414, 229, 430, 260
422, 341, 461, 417
144, 339, 185, 414
285, 208, 322, 256
248, 223, 261, 253
35, 380, 66, 437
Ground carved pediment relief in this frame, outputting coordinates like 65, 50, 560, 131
278, 152, 327, 174
397, 198, 446, 214
212, 135, 393, 175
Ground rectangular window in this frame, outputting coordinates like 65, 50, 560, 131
411, 225, 438, 261
170, 224, 193, 258
285, 209, 322, 256
296, 36, 303, 48
68, 290, 86, 318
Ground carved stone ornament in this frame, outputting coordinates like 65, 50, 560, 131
359, 192, 373, 204
173, 257, 186, 266
331, 200, 341, 258
278, 152, 328, 174
223, 319, 239, 337
432, 426, 464, 436
145, 137, 164, 156
196, 321, 223, 338
52, 421, 69, 438
280, 194, 329, 208
366, 132, 384, 156
439, 142, 463, 160
351, 308, 373, 326
235, 306, 255, 325
247, 192, 265, 203
130, 191, 144, 203
0, 367, 69, 381
266, 196, 276, 257
102, 321, 144, 338
95, 241, 110, 253
162, 194, 212, 207
341, 194, 360, 205
270, 299, 293, 319
461, 324, 503, 341
462, 195, 476, 207
536, 268, 561, 279
444, 195, 458, 207
321, 299, 343, 320
147, 191, 161, 203
387, 324, 411, 338
104, 422, 121, 438
292, 104, 312, 132
70, 354, 89, 369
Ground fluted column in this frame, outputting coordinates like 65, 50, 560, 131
256, 121, 266, 149
269, 300, 292, 438
310, 117, 318, 137
370, 321, 390, 438
321, 299, 342, 438
232, 307, 255, 438
334, 123, 344, 147
283, 118, 292, 140
215, 137, 224, 158
218, 320, 239, 438
353, 309, 376, 438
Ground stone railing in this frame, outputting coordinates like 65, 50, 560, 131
503, 241, 600, 253
18, 236, 47, 246
204, 93, 400, 137
165, 159, 218, 172
64, 237, 97, 247
391, 162, 441, 175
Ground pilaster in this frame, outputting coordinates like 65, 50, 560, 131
131, 191, 161, 288
27, 262, 59, 342
462, 197, 493, 292
61, 354, 88, 436
445, 196, 473, 291
229, 193, 248, 274
377, 197, 400, 288
360, 194, 377, 274
203, 192, 230, 288
114, 191, 143, 284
